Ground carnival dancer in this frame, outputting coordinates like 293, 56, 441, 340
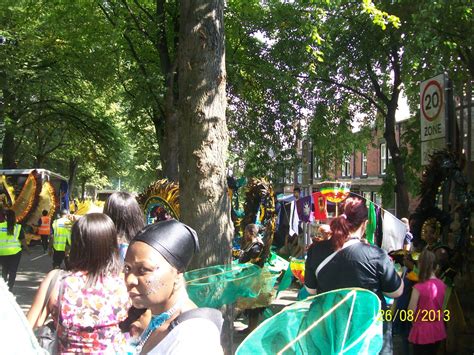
35, 210, 51, 253
50, 209, 72, 269
0, 209, 29, 291
237, 223, 265, 333
304, 197, 403, 354
239, 224, 265, 267
124, 220, 223, 354
408, 249, 447, 354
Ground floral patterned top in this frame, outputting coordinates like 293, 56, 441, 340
53, 271, 130, 354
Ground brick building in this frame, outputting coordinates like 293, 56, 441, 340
276, 124, 405, 215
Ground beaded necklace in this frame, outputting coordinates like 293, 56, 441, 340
133, 298, 183, 354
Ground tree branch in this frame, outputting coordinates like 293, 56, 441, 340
303, 74, 386, 115
156, 0, 173, 81
365, 62, 390, 107
389, 45, 402, 106
43, 131, 67, 156
132, 0, 154, 22
122, 32, 162, 108
121, 0, 157, 48
98, 2, 117, 27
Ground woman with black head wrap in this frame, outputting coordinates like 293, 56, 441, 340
124, 219, 223, 354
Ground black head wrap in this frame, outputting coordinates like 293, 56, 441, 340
132, 219, 199, 271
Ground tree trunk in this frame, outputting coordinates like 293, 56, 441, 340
2, 128, 16, 169
178, 0, 231, 267
68, 157, 78, 200
163, 79, 180, 182
0, 71, 6, 153
81, 179, 87, 201
1, 72, 18, 169
35, 155, 45, 168
153, 116, 179, 182
384, 98, 409, 218
165, 111, 179, 181
178, 1, 232, 352
153, 110, 179, 182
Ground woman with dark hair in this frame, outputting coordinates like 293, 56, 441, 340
304, 197, 404, 354
124, 219, 223, 354
0, 209, 29, 291
27, 213, 130, 353
104, 192, 145, 260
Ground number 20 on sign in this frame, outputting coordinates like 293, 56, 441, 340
420, 74, 446, 142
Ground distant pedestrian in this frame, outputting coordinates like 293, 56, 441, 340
36, 210, 51, 253
293, 186, 301, 200
0, 209, 29, 291
103, 192, 145, 261
50, 209, 72, 269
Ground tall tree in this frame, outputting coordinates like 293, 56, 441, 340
99, 0, 180, 181
178, 0, 231, 267
178, 0, 232, 351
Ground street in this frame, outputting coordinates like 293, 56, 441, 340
12, 243, 52, 313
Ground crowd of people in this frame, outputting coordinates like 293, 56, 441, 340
303, 196, 449, 354
0, 192, 223, 354
0, 189, 455, 354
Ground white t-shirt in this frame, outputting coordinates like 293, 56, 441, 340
148, 318, 223, 355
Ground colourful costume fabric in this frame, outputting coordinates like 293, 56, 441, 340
366, 201, 376, 245
288, 201, 300, 237
312, 192, 327, 221
296, 196, 312, 223
53, 271, 130, 353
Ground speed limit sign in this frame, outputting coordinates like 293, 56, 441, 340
420, 74, 446, 142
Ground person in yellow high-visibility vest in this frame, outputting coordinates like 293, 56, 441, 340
0, 209, 29, 291
50, 209, 72, 269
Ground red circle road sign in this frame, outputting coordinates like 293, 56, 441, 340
421, 80, 443, 122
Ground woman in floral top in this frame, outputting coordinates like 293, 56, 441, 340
28, 213, 130, 353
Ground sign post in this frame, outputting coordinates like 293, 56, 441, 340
420, 74, 447, 165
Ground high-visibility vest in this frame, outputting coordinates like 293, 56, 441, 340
52, 217, 72, 252
38, 216, 51, 235
0, 222, 22, 256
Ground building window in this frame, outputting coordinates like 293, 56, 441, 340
313, 156, 321, 179
297, 165, 303, 184
380, 143, 387, 174
285, 168, 294, 184
380, 143, 392, 175
363, 191, 371, 201
373, 192, 381, 205
341, 156, 351, 177
361, 153, 367, 176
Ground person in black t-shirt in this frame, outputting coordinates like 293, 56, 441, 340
304, 197, 403, 354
